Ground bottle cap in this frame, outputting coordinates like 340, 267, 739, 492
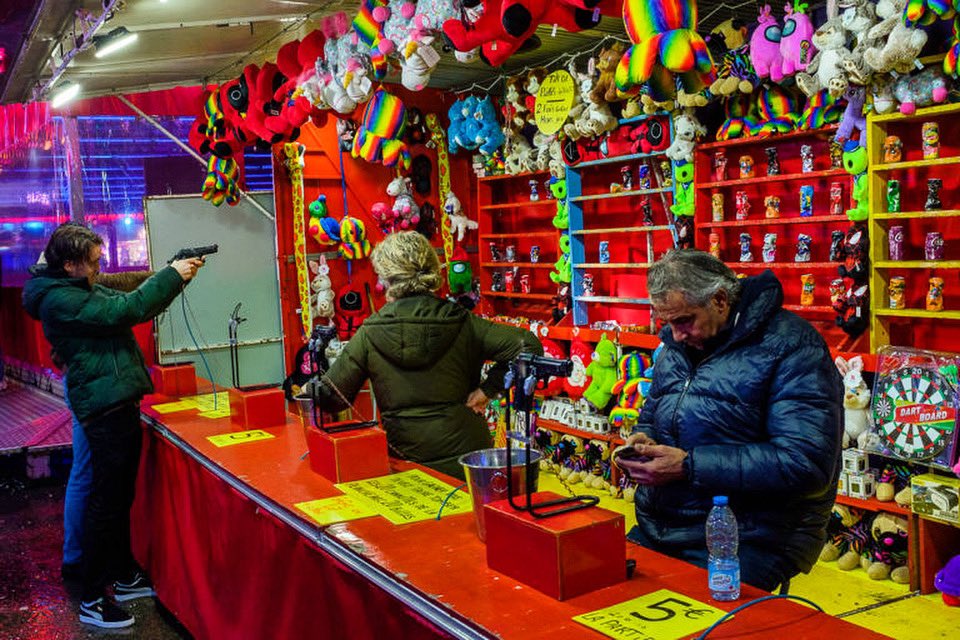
713, 495, 728, 506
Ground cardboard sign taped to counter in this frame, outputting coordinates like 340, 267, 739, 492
335, 469, 471, 524
573, 589, 726, 640
295, 495, 379, 526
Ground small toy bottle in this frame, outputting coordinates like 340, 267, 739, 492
598, 241, 610, 264
889, 225, 905, 261
582, 273, 595, 296
711, 192, 725, 222
739, 232, 753, 262
922, 122, 940, 160
886, 180, 901, 213
762, 233, 777, 263
713, 151, 728, 182
830, 278, 846, 311
926, 179, 942, 211
739, 155, 754, 179
883, 136, 903, 163
764, 195, 781, 219
735, 191, 750, 220
889, 276, 906, 310
641, 196, 654, 225
800, 274, 815, 306
637, 165, 651, 190
795, 234, 812, 262
799, 185, 814, 217
927, 277, 945, 312
621, 166, 633, 191
925, 232, 944, 261
529, 179, 540, 201
829, 183, 844, 216
800, 145, 814, 173
765, 147, 780, 176
709, 232, 721, 258
830, 231, 845, 262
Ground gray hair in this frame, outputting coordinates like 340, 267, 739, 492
370, 231, 442, 300
647, 249, 742, 307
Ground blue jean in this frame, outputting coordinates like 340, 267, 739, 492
63, 410, 92, 565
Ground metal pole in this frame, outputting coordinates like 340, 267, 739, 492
114, 94, 275, 222
61, 116, 85, 223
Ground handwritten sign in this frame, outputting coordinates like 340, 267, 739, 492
151, 401, 193, 414
151, 392, 230, 417
573, 589, 726, 640
295, 495, 379, 526
206, 429, 274, 448
534, 70, 576, 135
335, 469, 472, 524
197, 407, 232, 419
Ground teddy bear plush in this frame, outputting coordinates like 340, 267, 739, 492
862, 513, 910, 584
820, 504, 869, 571
592, 43, 626, 104
835, 355, 871, 448
795, 14, 852, 98
665, 109, 706, 164
863, 0, 927, 74
583, 334, 619, 411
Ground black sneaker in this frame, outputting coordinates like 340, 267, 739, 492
79, 597, 134, 629
113, 571, 156, 602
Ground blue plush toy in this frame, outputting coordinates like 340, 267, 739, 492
474, 96, 504, 156
447, 95, 504, 156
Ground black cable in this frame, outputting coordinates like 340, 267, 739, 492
181, 294, 217, 409
695, 594, 824, 639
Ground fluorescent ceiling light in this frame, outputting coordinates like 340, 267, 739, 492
94, 27, 139, 58
50, 81, 81, 108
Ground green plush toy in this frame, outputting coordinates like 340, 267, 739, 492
550, 177, 569, 230
448, 247, 472, 294
583, 333, 619, 410
669, 161, 695, 217
842, 141, 869, 222
550, 234, 572, 284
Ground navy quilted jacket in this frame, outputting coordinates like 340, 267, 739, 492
632, 271, 843, 573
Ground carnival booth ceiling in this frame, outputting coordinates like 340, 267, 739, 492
1, 0, 761, 104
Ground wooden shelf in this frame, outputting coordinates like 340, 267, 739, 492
574, 262, 651, 269
836, 494, 912, 517
572, 225, 673, 235
479, 232, 556, 240
575, 150, 667, 168
536, 417, 621, 444
575, 295, 650, 305
783, 304, 836, 313
726, 261, 839, 269
869, 101, 960, 123
873, 209, 960, 220
700, 214, 846, 229
872, 156, 960, 171
480, 200, 557, 211
480, 262, 554, 269
697, 168, 846, 190
875, 308, 960, 320
874, 260, 960, 269
477, 170, 548, 182
570, 187, 670, 202
697, 125, 840, 150
482, 291, 556, 301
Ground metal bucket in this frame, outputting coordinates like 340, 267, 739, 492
458, 447, 541, 542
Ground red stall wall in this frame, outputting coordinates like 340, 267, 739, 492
272, 87, 478, 372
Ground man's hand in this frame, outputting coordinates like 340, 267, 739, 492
465, 388, 490, 414
618, 444, 689, 486
170, 258, 204, 282
624, 431, 656, 449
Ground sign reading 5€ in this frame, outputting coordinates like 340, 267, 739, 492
534, 70, 576, 135
573, 589, 726, 640
207, 429, 275, 448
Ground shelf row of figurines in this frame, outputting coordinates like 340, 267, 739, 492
884, 178, 947, 213
709, 182, 842, 221
888, 275, 948, 312
709, 231, 845, 263
710, 144, 840, 183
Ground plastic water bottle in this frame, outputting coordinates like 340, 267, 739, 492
706, 495, 740, 601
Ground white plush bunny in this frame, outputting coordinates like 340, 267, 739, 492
309, 257, 335, 320
444, 191, 478, 241
835, 355, 872, 449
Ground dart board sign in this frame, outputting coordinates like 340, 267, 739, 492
872, 366, 959, 461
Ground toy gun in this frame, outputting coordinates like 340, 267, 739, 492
168, 244, 219, 263
504, 353, 573, 414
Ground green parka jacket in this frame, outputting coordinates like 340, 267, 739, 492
22, 265, 185, 422
314, 295, 542, 478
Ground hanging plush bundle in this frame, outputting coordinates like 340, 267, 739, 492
352, 0, 390, 79
339, 216, 373, 260
748, 84, 799, 138
201, 156, 240, 207
608, 351, 653, 431
797, 88, 844, 130
308, 195, 342, 245
716, 92, 758, 140
351, 89, 411, 169
615, 0, 716, 101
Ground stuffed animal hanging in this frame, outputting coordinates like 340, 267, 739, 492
309, 257, 336, 321
750, 5, 785, 82
444, 192, 479, 241
779, 1, 818, 77
339, 216, 373, 260
835, 355, 871, 448
665, 109, 705, 164
584, 334, 619, 411
716, 92, 758, 140
563, 339, 593, 400
863, 0, 927, 75
835, 85, 867, 147
351, 89, 411, 169
615, 0, 715, 100
386, 176, 421, 230
797, 89, 844, 131
308, 195, 342, 246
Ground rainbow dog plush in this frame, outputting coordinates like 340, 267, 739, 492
351, 89, 411, 169
615, 0, 716, 101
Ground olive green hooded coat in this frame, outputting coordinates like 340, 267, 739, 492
315, 295, 542, 478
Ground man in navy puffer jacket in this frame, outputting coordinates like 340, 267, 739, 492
617, 249, 843, 592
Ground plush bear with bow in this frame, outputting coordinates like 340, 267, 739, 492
862, 513, 910, 583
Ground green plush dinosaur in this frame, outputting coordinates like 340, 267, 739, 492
550, 177, 569, 229
583, 333, 619, 411
669, 161, 695, 217
842, 142, 869, 222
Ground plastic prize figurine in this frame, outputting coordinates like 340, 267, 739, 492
529, 179, 540, 201
519, 273, 531, 293
489, 242, 503, 262
637, 165, 652, 189
582, 273, 595, 296
598, 240, 610, 264
709, 232, 721, 258
711, 192, 725, 222
795, 234, 812, 262
641, 196, 654, 225
830, 278, 846, 312
886, 180, 901, 213
739, 233, 753, 262
764, 195, 781, 219
830, 182, 844, 216
889, 276, 906, 310
926, 179, 943, 211
925, 232, 945, 261
530, 245, 540, 263
762, 233, 777, 263
765, 147, 780, 176
922, 122, 940, 160
889, 225, 905, 261
713, 151, 728, 182
830, 140, 844, 168
739, 155, 755, 178
491, 271, 504, 292
799, 185, 814, 217
621, 166, 634, 191
800, 145, 814, 173
659, 160, 673, 187
735, 190, 751, 220
830, 230, 845, 262
503, 268, 515, 292
800, 274, 815, 306
883, 135, 903, 163
928, 277, 945, 312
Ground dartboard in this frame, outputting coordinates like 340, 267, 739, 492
872, 366, 957, 461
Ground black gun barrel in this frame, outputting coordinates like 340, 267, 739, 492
168, 244, 219, 263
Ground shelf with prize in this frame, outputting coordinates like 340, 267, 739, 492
564, 113, 679, 333
867, 101, 960, 353
692, 122, 858, 348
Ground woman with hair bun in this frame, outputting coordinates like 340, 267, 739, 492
313, 232, 542, 479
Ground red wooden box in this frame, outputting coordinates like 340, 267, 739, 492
228, 386, 286, 429
150, 363, 197, 397
303, 424, 391, 483
484, 492, 625, 600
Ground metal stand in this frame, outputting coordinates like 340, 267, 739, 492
504, 353, 599, 518
306, 324, 377, 434
228, 303, 273, 391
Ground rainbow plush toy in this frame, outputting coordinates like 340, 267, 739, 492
748, 84, 799, 138
716, 92, 758, 140
351, 89, 411, 169
201, 156, 240, 207
339, 216, 372, 260
615, 0, 716, 101
798, 88, 844, 131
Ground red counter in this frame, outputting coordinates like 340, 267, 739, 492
131, 391, 890, 640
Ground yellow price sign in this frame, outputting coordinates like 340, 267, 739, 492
534, 70, 576, 135
573, 589, 727, 640
295, 495, 379, 526
335, 469, 472, 524
206, 429, 275, 448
